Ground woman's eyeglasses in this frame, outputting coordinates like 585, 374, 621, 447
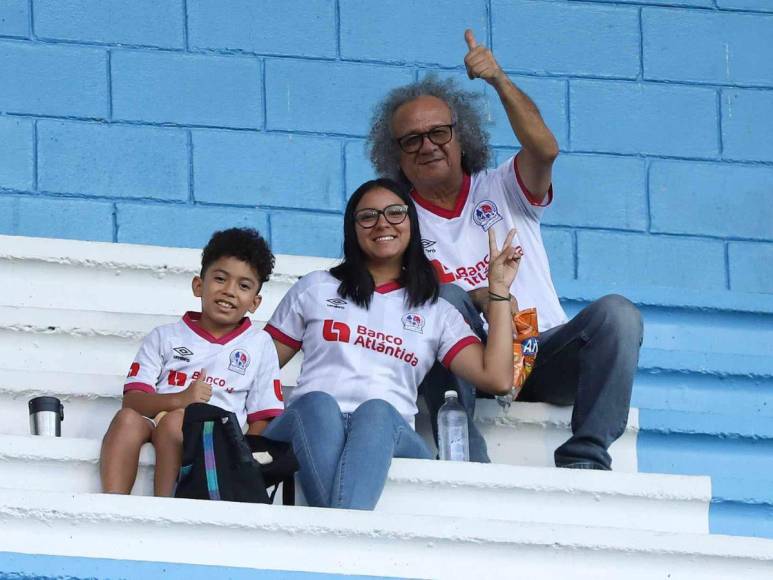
354, 204, 410, 229
396, 124, 455, 153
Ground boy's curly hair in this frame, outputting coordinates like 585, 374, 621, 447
201, 228, 275, 285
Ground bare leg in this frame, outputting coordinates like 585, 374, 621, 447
100, 408, 154, 494
152, 409, 185, 497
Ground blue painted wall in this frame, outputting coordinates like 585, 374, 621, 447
0, 0, 770, 296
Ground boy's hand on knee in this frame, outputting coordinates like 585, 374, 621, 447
181, 368, 212, 406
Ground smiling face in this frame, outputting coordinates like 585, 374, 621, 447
391, 95, 464, 192
354, 186, 412, 269
192, 256, 262, 337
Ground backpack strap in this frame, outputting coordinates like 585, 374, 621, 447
202, 420, 221, 501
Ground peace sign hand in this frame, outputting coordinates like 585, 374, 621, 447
464, 29, 505, 86
487, 228, 523, 294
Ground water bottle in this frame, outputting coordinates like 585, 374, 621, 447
437, 390, 469, 461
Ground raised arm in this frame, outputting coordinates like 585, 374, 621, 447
449, 228, 521, 395
464, 29, 558, 201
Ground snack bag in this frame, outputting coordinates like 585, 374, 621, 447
497, 308, 539, 409
513, 308, 539, 391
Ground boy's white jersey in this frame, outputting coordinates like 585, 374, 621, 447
124, 313, 283, 426
413, 155, 568, 332
265, 270, 480, 425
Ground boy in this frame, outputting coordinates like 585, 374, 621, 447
100, 228, 284, 497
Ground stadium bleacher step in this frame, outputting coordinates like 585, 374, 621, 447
3, 234, 773, 540
0, 302, 639, 469
0, 487, 771, 579
0, 433, 706, 534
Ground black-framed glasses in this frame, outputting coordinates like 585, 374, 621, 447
353, 204, 410, 229
396, 124, 455, 153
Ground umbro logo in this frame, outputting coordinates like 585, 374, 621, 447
421, 239, 437, 254
326, 298, 347, 310
173, 346, 193, 362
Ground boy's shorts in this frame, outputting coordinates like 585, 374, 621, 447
143, 411, 169, 428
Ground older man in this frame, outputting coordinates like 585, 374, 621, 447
367, 30, 643, 469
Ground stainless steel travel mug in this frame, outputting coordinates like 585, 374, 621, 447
29, 396, 64, 436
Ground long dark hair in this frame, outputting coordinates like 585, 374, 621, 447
330, 178, 439, 309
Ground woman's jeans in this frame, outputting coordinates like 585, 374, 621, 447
262, 391, 432, 510
419, 284, 643, 470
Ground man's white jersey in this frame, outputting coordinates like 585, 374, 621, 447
124, 312, 284, 427
265, 271, 480, 425
413, 154, 568, 332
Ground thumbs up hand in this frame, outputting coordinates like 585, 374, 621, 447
464, 29, 505, 87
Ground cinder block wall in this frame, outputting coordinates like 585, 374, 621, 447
0, 0, 771, 294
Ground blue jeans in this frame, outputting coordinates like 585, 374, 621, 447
262, 391, 432, 510
420, 285, 643, 470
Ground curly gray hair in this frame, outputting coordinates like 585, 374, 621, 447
367, 75, 491, 186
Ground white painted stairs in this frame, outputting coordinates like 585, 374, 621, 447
0, 234, 772, 578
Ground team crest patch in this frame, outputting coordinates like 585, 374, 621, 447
228, 350, 250, 375
402, 313, 425, 334
472, 200, 503, 231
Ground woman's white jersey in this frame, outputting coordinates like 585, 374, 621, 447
412, 155, 568, 332
265, 271, 480, 425
124, 312, 284, 426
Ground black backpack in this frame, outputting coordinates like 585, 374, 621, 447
175, 403, 297, 504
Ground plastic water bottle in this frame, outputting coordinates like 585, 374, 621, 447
437, 390, 469, 461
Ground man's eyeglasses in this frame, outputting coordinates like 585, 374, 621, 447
396, 124, 455, 153
354, 204, 410, 229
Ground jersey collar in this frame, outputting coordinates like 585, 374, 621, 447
410, 173, 470, 219
183, 311, 252, 345
375, 281, 402, 294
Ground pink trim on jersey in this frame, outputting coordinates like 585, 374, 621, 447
375, 281, 402, 294
410, 173, 471, 219
264, 324, 302, 350
182, 311, 252, 345
247, 408, 284, 423
123, 382, 155, 394
441, 336, 481, 368
514, 154, 553, 207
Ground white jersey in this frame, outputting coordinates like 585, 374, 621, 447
124, 312, 284, 427
413, 154, 568, 332
265, 271, 480, 425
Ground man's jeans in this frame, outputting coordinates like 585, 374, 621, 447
263, 391, 432, 510
419, 284, 643, 469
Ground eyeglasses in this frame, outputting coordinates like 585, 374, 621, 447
396, 124, 455, 153
353, 204, 410, 229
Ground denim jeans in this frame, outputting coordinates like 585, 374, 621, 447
420, 285, 643, 470
262, 391, 432, 510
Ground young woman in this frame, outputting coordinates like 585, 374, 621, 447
263, 178, 521, 510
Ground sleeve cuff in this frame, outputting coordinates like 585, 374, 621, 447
247, 409, 284, 423
441, 336, 481, 368
264, 324, 302, 350
123, 382, 155, 395
514, 154, 553, 207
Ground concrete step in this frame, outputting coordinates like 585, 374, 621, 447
0, 487, 771, 579
5, 234, 773, 369
4, 234, 772, 540
0, 434, 704, 534
0, 365, 638, 469
472, 399, 638, 471
0, 234, 335, 320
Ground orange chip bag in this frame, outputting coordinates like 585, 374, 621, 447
513, 308, 539, 396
